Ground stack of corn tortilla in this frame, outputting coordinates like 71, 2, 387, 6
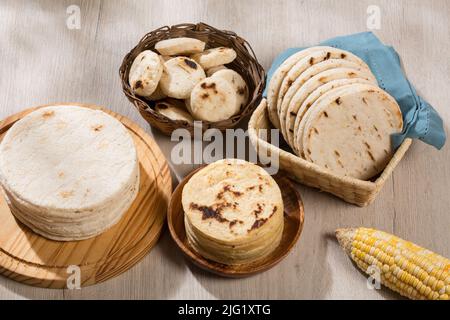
0, 106, 139, 241
267, 46, 403, 180
182, 159, 284, 265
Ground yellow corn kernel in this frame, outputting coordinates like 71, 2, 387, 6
336, 227, 450, 300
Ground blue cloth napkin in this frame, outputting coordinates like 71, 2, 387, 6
263, 32, 446, 150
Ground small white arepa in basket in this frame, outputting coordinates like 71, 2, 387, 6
0, 106, 139, 241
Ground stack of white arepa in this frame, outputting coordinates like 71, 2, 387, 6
0, 106, 139, 241
267, 46, 403, 180
182, 159, 284, 265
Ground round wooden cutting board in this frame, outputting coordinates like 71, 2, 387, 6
0, 103, 172, 288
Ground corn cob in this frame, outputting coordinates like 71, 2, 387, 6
336, 227, 449, 300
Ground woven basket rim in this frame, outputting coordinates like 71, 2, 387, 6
119, 22, 266, 135
248, 98, 412, 189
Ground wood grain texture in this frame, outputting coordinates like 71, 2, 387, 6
0, 104, 172, 288
0, 0, 448, 299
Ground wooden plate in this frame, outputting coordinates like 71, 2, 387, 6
0, 104, 172, 288
167, 166, 305, 277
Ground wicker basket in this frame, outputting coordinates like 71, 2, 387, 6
249, 98, 412, 207
120, 22, 266, 136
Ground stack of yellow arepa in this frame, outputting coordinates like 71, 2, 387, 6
182, 159, 284, 265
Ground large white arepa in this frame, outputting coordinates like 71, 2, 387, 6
0, 106, 139, 241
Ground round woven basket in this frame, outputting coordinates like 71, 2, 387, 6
119, 22, 266, 136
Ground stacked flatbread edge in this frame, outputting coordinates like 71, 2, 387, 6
267, 46, 403, 180
0, 106, 140, 241
128, 37, 249, 124
182, 159, 284, 265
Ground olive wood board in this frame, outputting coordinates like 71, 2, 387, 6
168, 166, 305, 277
0, 103, 172, 288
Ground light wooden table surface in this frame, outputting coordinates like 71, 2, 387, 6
0, 0, 448, 300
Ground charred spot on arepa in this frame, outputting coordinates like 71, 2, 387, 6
91, 124, 104, 132
133, 80, 143, 90
271, 206, 278, 216
216, 184, 243, 200
189, 202, 230, 223
201, 82, 217, 90
183, 58, 198, 69
248, 205, 278, 232
42, 110, 55, 119
229, 219, 243, 228
253, 203, 264, 218
249, 218, 268, 231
